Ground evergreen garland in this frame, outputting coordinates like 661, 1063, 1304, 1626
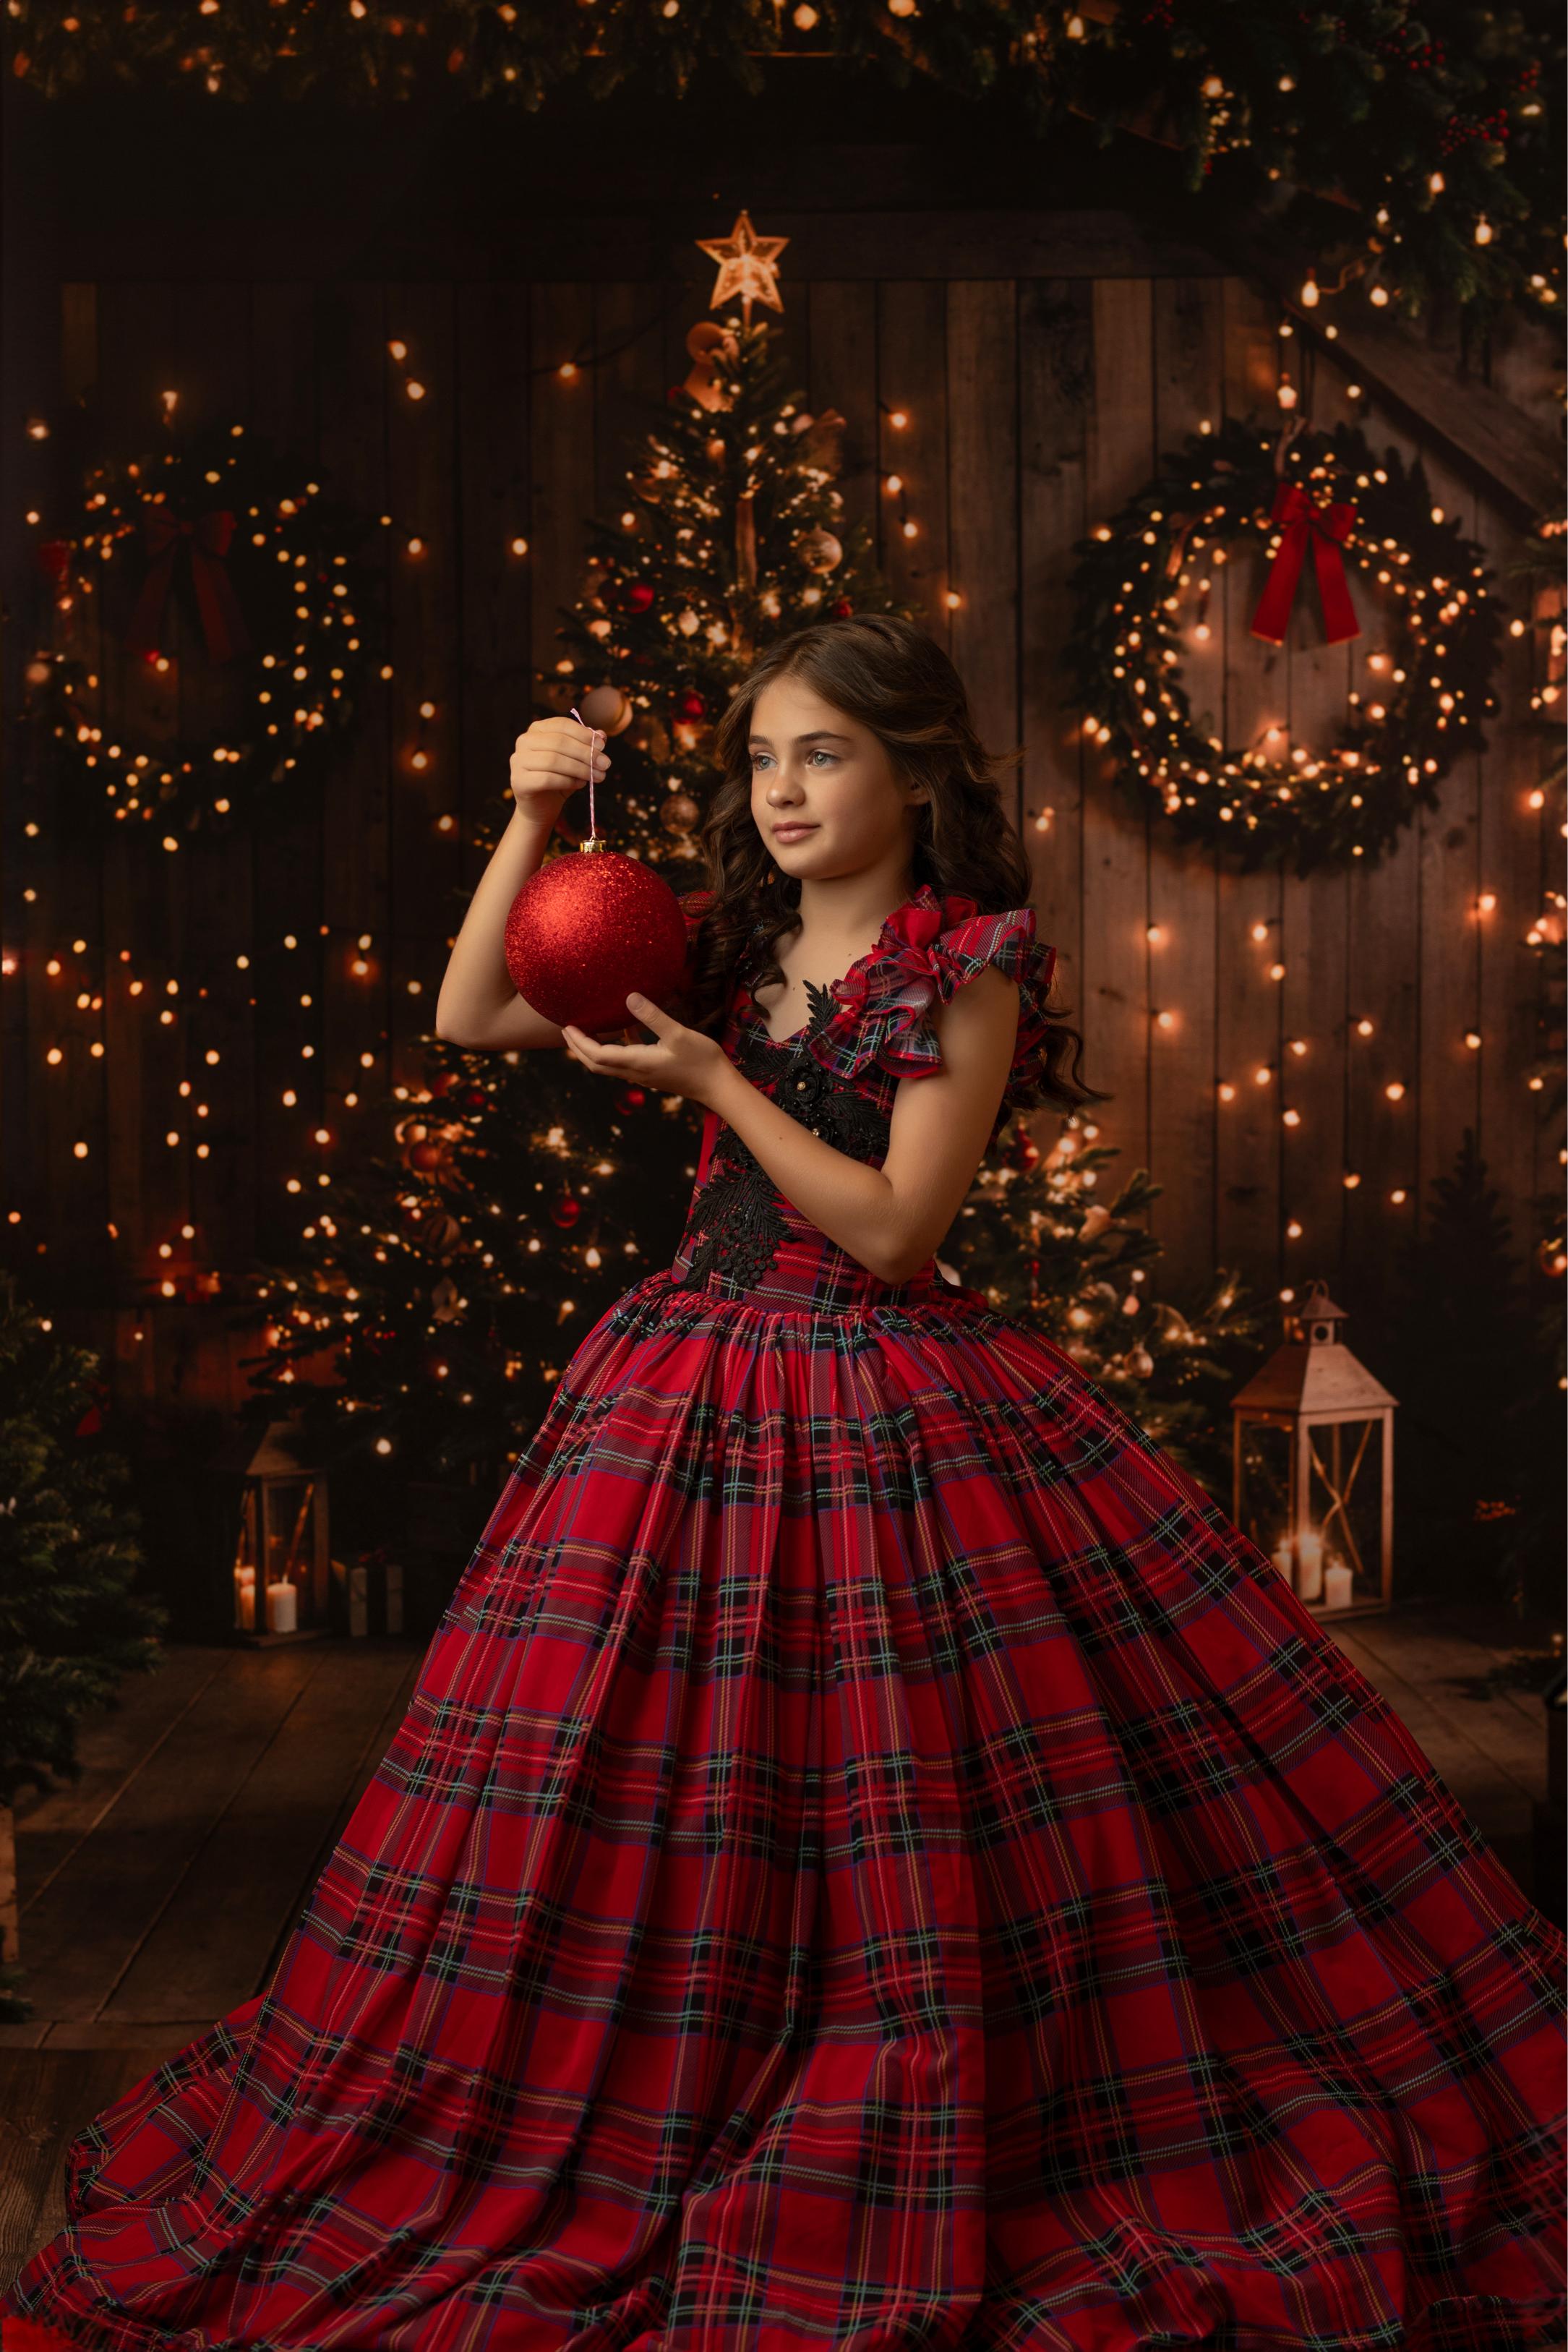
4, 1, 1559, 325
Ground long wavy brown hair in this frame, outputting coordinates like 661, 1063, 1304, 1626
682, 612, 1105, 1118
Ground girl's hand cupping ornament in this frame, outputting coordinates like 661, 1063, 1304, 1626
562, 993, 730, 1109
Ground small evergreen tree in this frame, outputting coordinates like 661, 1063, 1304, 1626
0, 1270, 165, 2022
0, 1270, 164, 1804
946, 1113, 1269, 1498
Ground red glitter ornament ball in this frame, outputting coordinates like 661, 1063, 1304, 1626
503, 849, 688, 1036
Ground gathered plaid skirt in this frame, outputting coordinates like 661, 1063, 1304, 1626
3, 1257, 1564, 2352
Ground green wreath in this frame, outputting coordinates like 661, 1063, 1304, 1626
1062, 416, 1503, 877
26, 419, 385, 843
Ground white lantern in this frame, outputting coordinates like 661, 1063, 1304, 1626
1231, 1280, 1396, 1619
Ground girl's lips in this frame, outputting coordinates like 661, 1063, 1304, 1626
772, 824, 818, 839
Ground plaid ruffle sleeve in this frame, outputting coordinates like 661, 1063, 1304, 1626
799, 885, 1058, 1132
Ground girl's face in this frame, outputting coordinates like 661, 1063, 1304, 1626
747, 672, 926, 884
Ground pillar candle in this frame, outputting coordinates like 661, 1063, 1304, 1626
1295, 1529, 1324, 1602
234, 1567, 256, 1631
1323, 1562, 1354, 1612
265, 1579, 298, 1634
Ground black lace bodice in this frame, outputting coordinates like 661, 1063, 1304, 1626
662, 885, 1058, 1313
672, 979, 896, 1297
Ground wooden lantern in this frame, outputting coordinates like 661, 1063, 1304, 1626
223, 1419, 331, 1644
1230, 1279, 1397, 1620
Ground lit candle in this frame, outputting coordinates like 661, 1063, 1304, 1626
234, 1565, 255, 1631
265, 1579, 298, 1634
1323, 1562, 1354, 1612
1295, 1529, 1324, 1602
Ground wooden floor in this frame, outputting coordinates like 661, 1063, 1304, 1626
1, 1602, 1562, 2300
1, 1635, 422, 2053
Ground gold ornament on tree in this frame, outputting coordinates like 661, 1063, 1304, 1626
794, 526, 843, 574
682, 321, 740, 414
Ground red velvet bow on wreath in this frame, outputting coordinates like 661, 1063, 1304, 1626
124, 504, 252, 664
1248, 477, 1360, 647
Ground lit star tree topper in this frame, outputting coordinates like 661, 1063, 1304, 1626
695, 209, 789, 330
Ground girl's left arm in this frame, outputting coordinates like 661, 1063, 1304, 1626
563, 965, 1021, 1285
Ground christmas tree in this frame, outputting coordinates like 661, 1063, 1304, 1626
237, 1041, 698, 1493
943, 1113, 1269, 1500
0, 1270, 165, 2021
241, 220, 917, 1493
0, 1270, 164, 1805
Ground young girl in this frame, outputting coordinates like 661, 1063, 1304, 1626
4, 616, 1564, 2352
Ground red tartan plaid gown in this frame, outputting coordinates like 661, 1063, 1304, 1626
4, 881, 1566, 2352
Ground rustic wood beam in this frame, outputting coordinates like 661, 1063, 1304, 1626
56, 208, 1228, 288
1297, 306, 1561, 526
1208, 222, 1563, 526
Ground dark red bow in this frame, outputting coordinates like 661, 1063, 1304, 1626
124, 505, 251, 664
1249, 479, 1360, 647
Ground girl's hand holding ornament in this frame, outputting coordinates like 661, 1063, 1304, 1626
510, 714, 610, 822
562, 993, 729, 1108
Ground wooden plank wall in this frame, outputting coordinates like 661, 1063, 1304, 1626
2, 263, 1557, 1418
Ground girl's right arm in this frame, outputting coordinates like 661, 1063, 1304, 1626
434, 717, 610, 1051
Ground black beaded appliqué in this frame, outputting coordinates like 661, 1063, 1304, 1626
672, 975, 893, 1293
